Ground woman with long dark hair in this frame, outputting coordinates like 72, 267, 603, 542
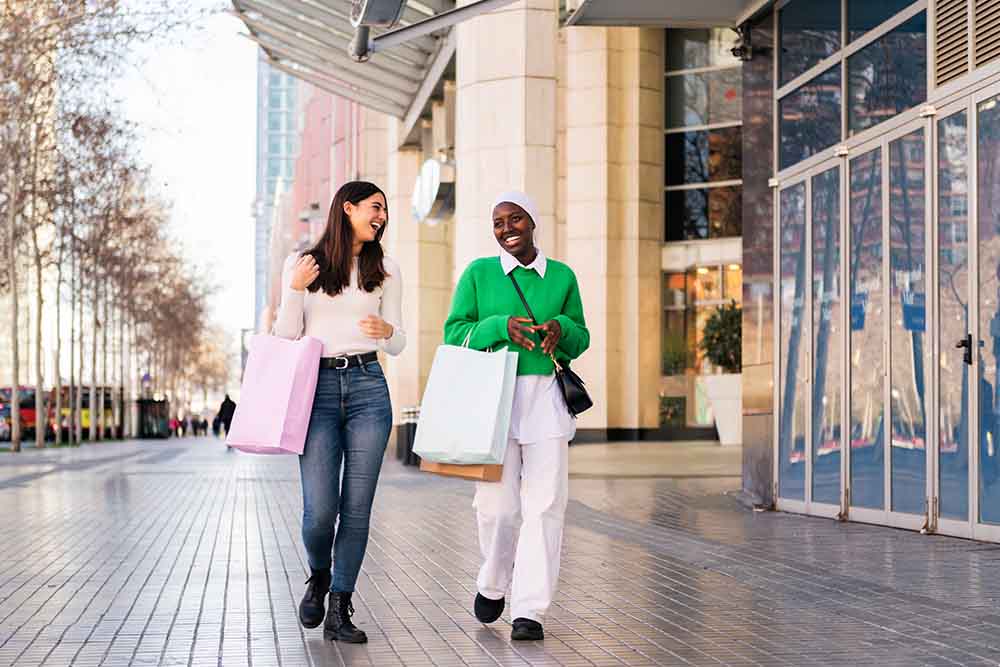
273, 181, 404, 644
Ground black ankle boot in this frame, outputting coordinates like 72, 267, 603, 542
324, 591, 368, 643
298, 568, 331, 629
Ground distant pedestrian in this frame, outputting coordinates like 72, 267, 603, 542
217, 395, 236, 435
272, 181, 404, 644
443, 191, 590, 642
169, 416, 179, 437
212, 415, 221, 437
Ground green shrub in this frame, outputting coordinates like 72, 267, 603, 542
699, 300, 742, 374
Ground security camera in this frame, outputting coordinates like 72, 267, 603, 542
350, 0, 407, 28
730, 25, 752, 61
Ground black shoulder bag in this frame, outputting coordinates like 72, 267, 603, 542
508, 273, 593, 417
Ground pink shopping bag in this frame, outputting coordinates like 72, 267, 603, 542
226, 334, 324, 455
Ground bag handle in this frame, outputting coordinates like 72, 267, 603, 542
508, 273, 563, 370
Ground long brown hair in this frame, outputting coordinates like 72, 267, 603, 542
305, 181, 388, 295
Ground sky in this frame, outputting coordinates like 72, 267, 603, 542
117, 2, 259, 342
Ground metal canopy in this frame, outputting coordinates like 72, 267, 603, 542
232, 0, 456, 132
564, 0, 773, 28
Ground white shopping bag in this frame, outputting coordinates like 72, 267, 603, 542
412, 343, 518, 465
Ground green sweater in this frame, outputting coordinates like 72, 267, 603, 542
443, 257, 590, 375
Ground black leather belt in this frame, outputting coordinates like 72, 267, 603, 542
319, 352, 378, 370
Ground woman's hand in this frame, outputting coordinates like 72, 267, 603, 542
507, 317, 536, 351
290, 255, 320, 291
359, 315, 394, 340
532, 320, 562, 356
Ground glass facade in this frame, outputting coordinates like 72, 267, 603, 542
779, 66, 842, 169
847, 12, 927, 135
665, 28, 743, 242
777, 1, 924, 171
778, 0, 841, 86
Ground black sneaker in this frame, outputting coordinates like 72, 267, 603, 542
474, 593, 505, 624
510, 617, 544, 641
298, 568, 331, 629
324, 591, 368, 643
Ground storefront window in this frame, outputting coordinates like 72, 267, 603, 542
778, 0, 841, 85
665, 28, 742, 242
665, 69, 742, 127
847, 0, 916, 42
665, 186, 742, 241
777, 1, 928, 170
779, 66, 842, 169
847, 12, 927, 135
665, 127, 742, 186
666, 28, 740, 71
661, 266, 743, 427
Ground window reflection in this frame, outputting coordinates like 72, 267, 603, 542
665, 187, 742, 241
938, 111, 970, 522
978, 95, 1000, 525
665, 69, 742, 128
779, 183, 808, 501
665, 127, 742, 186
889, 129, 927, 515
849, 147, 885, 510
779, 0, 841, 85
666, 28, 740, 70
847, 0, 916, 42
848, 12, 927, 135
812, 166, 842, 505
780, 66, 842, 169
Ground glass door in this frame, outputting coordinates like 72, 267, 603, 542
974, 88, 1000, 541
776, 160, 844, 518
846, 119, 931, 531
935, 100, 973, 538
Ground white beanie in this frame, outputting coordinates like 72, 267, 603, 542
491, 190, 539, 247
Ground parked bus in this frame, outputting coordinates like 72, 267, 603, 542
0, 387, 38, 440
51, 386, 119, 439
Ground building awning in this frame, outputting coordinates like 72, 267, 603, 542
232, 0, 456, 131
564, 0, 773, 28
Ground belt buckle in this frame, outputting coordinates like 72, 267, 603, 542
334, 356, 350, 370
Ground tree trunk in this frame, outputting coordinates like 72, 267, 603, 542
55, 253, 63, 446
119, 306, 127, 438
89, 277, 98, 442
76, 269, 84, 444
7, 168, 21, 452
32, 228, 44, 449
102, 292, 109, 439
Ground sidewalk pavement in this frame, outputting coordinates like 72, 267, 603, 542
0, 438, 998, 666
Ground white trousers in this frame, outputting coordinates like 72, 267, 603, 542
473, 436, 570, 622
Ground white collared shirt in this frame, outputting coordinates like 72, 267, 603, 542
500, 248, 576, 444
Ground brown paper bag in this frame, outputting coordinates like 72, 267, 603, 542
419, 459, 503, 482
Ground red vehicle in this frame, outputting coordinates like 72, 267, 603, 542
0, 386, 38, 440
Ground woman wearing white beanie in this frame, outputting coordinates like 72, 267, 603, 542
443, 190, 590, 641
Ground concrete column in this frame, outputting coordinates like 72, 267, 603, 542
454, 0, 558, 281
359, 108, 389, 186
564, 27, 664, 436
385, 121, 454, 424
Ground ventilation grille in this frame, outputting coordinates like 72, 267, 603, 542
976, 0, 1000, 67
937, 0, 970, 85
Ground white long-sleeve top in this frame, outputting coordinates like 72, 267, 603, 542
272, 253, 406, 357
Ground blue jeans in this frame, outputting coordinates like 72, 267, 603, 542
299, 361, 392, 593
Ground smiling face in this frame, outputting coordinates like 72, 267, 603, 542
492, 202, 534, 257
344, 192, 388, 244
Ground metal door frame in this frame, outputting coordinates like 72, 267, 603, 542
841, 117, 932, 532
774, 158, 845, 520
932, 96, 976, 540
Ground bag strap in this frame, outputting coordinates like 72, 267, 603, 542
507, 273, 538, 325
508, 272, 564, 369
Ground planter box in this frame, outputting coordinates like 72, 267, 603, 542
702, 374, 742, 446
